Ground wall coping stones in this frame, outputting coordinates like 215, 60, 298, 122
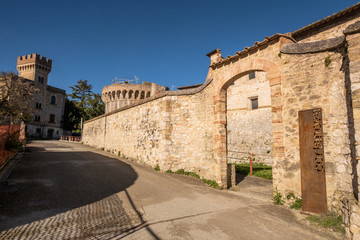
281, 36, 345, 54
84, 78, 213, 124
344, 21, 360, 35
209, 33, 295, 70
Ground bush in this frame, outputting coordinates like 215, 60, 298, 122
5, 132, 22, 151
154, 164, 160, 171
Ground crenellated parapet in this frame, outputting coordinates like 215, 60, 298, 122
17, 53, 52, 69
102, 81, 168, 113
16, 53, 52, 83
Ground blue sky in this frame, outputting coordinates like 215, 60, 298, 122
0, 0, 358, 94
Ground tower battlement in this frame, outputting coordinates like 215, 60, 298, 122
17, 53, 52, 68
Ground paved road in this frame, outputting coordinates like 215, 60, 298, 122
0, 141, 341, 239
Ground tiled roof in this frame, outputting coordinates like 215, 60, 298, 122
210, 34, 294, 69
210, 3, 360, 69
292, 3, 360, 37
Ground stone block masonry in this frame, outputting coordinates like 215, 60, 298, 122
83, 82, 218, 181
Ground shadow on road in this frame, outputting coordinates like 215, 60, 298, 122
0, 145, 138, 231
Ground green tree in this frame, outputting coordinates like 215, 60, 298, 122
86, 93, 105, 119
69, 79, 92, 109
64, 80, 104, 132
62, 98, 82, 131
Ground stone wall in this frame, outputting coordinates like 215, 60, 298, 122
82, 7, 360, 238
226, 71, 272, 164
278, 50, 351, 203
83, 83, 218, 181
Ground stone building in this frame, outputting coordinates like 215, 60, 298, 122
83, 3, 360, 238
102, 81, 168, 113
17, 54, 66, 139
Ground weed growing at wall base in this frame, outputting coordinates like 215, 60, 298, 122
175, 169, 200, 179
289, 197, 302, 210
273, 191, 284, 205
307, 213, 345, 234
169, 169, 220, 189
154, 164, 160, 171
202, 179, 220, 189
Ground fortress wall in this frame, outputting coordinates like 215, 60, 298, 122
81, 10, 360, 237
82, 83, 218, 180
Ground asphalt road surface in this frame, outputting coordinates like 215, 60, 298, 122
0, 140, 341, 239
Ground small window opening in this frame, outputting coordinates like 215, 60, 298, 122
250, 97, 258, 110
49, 114, 55, 123
50, 96, 56, 105
249, 72, 256, 80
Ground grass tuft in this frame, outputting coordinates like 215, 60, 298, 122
175, 169, 200, 179
173, 169, 219, 188
202, 179, 220, 189
307, 213, 345, 234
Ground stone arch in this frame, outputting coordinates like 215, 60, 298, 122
117, 90, 121, 99
129, 90, 133, 99
140, 91, 145, 99
112, 91, 115, 101
135, 90, 139, 99
213, 58, 283, 188
122, 90, 127, 99
146, 91, 151, 98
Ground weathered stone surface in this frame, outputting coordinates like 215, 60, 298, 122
344, 21, 360, 35
281, 36, 345, 54
83, 83, 218, 181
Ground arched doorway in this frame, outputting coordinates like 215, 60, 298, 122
226, 70, 272, 183
212, 59, 284, 189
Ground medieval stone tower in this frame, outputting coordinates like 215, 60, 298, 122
17, 53, 52, 85
16, 53, 66, 139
